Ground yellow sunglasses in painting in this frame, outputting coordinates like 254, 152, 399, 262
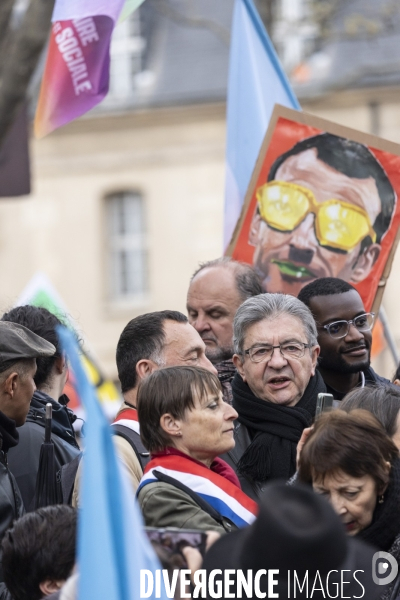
256, 181, 376, 252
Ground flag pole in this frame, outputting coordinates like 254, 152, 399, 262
379, 306, 399, 367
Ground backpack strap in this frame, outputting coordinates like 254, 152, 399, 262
152, 469, 226, 528
111, 424, 150, 471
59, 453, 82, 505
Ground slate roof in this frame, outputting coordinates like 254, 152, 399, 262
293, 0, 400, 100
31, 0, 400, 116
99, 0, 400, 112
98, 0, 233, 113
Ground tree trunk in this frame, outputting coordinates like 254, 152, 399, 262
0, 0, 16, 74
0, 0, 15, 44
254, 0, 277, 35
0, 0, 55, 146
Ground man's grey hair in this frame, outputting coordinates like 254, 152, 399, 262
233, 293, 318, 355
191, 257, 263, 302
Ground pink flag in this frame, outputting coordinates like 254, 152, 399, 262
34, 0, 130, 138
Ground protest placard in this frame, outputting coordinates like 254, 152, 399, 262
227, 105, 400, 313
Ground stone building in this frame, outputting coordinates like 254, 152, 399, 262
0, 0, 399, 379
0, 0, 232, 378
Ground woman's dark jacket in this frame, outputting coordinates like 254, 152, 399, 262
358, 458, 400, 600
7, 391, 80, 510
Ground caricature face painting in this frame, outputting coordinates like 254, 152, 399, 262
229, 109, 400, 312
250, 135, 394, 296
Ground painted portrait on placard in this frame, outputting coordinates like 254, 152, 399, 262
227, 105, 400, 313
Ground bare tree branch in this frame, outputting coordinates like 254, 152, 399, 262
254, 0, 278, 35
0, 0, 17, 71
0, 0, 55, 145
153, 0, 230, 46
308, 0, 400, 46
0, 0, 15, 42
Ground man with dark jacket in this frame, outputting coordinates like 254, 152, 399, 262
72, 310, 217, 507
2, 307, 80, 510
0, 320, 55, 582
111, 311, 216, 489
298, 277, 389, 401
223, 293, 325, 500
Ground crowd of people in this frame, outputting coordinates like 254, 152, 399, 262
0, 259, 399, 599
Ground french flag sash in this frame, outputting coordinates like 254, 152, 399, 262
137, 454, 258, 528
113, 407, 140, 435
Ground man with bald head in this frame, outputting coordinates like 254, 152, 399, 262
187, 258, 262, 403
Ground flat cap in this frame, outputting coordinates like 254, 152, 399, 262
0, 321, 56, 373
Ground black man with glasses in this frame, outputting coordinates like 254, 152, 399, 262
298, 277, 390, 401
220, 293, 326, 501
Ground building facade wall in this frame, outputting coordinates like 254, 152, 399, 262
1, 93, 400, 380
0, 104, 226, 378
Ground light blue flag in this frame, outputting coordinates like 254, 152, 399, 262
224, 0, 301, 248
58, 327, 168, 600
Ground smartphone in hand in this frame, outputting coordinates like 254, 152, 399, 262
315, 393, 334, 418
145, 528, 207, 568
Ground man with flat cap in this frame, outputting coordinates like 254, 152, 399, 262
0, 321, 55, 583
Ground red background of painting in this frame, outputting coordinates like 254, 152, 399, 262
230, 117, 400, 312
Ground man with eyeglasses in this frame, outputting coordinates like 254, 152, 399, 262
220, 293, 326, 500
298, 277, 390, 401
249, 133, 395, 295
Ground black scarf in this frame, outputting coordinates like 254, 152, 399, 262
0, 411, 19, 453
232, 370, 326, 482
358, 458, 400, 551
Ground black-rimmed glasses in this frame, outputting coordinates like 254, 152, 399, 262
322, 313, 375, 339
243, 342, 311, 363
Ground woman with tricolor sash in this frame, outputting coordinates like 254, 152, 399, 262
137, 367, 258, 534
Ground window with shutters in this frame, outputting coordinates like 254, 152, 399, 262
106, 190, 148, 301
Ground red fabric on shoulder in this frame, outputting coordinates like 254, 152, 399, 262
152, 447, 241, 489
210, 457, 241, 488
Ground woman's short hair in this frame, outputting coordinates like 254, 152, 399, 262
298, 409, 398, 492
137, 366, 222, 453
340, 384, 400, 438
